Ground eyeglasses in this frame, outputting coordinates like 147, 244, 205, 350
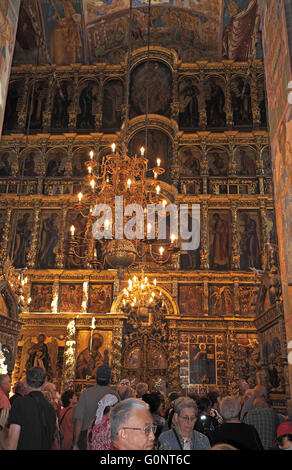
122, 425, 157, 436
179, 416, 196, 422
120, 381, 130, 386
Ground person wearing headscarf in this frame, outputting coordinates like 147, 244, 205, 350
87, 394, 119, 450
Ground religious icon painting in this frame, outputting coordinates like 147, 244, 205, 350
235, 146, 257, 177
45, 149, 67, 178
88, 284, 113, 313
29, 283, 53, 312
130, 61, 172, 118
37, 210, 61, 269
3, 80, 22, 131
179, 146, 201, 177
72, 147, 91, 177
75, 329, 112, 380
9, 210, 33, 269
59, 283, 83, 312
20, 148, 42, 177
189, 343, 216, 385
178, 284, 203, 315
208, 148, 229, 176
16, 334, 59, 382
51, 80, 73, 129
76, 80, 99, 129
238, 211, 262, 270
209, 284, 234, 315
125, 347, 141, 369
178, 78, 200, 129
209, 210, 231, 270
102, 79, 124, 129
0, 149, 17, 177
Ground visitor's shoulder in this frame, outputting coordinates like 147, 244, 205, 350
192, 429, 211, 449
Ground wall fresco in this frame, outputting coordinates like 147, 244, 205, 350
0, 0, 20, 136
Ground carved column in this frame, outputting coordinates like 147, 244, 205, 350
168, 325, 181, 389
171, 71, 179, 122
111, 325, 123, 385
200, 201, 209, 270
224, 69, 234, 128
228, 136, 237, 176
68, 72, 79, 130
170, 137, 180, 188
198, 67, 207, 129
200, 141, 208, 194
94, 73, 103, 129
26, 206, 41, 268
258, 145, 265, 195
56, 206, 68, 269
260, 202, 268, 269
250, 69, 261, 129
0, 207, 12, 262
42, 76, 54, 133
17, 76, 30, 132
231, 203, 240, 270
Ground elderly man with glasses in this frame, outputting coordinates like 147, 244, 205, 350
158, 397, 211, 450
110, 398, 156, 450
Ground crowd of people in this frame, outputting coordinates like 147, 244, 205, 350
0, 369, 292, 451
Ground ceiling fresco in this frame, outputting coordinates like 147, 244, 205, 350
11, 0, 262, 66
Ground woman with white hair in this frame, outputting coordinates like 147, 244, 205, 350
210, 396, 263, 450
158, 397, 210, 450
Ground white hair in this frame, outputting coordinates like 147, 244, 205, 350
110, 398, 149, 441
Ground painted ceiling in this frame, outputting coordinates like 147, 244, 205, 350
13, 0, 262, 66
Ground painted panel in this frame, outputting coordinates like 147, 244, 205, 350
75, 329, 112, 379
178, 284, 203, 315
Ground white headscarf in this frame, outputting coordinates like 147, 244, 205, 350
94, 394, 118, 425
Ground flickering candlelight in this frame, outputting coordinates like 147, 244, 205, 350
78, 192, 83, 202
157, 158, 161, 167
159, 246, 164, 256
111, 143, 116, 153
140, 146, 145, 156
89, 150, 94, 160
70, 225, 75, 237
127, 179, 132, 189
156, 185, 160, 195
90, 179, 95, 191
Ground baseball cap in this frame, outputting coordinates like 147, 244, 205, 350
96, 365, 111, 381
276, 421, 292, 439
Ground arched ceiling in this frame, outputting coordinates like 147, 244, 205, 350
13, 0, 262, 66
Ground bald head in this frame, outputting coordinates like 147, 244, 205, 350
254, 385, 267, 400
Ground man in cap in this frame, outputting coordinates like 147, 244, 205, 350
276, 421, 292, 450
72, 365, 119, 450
